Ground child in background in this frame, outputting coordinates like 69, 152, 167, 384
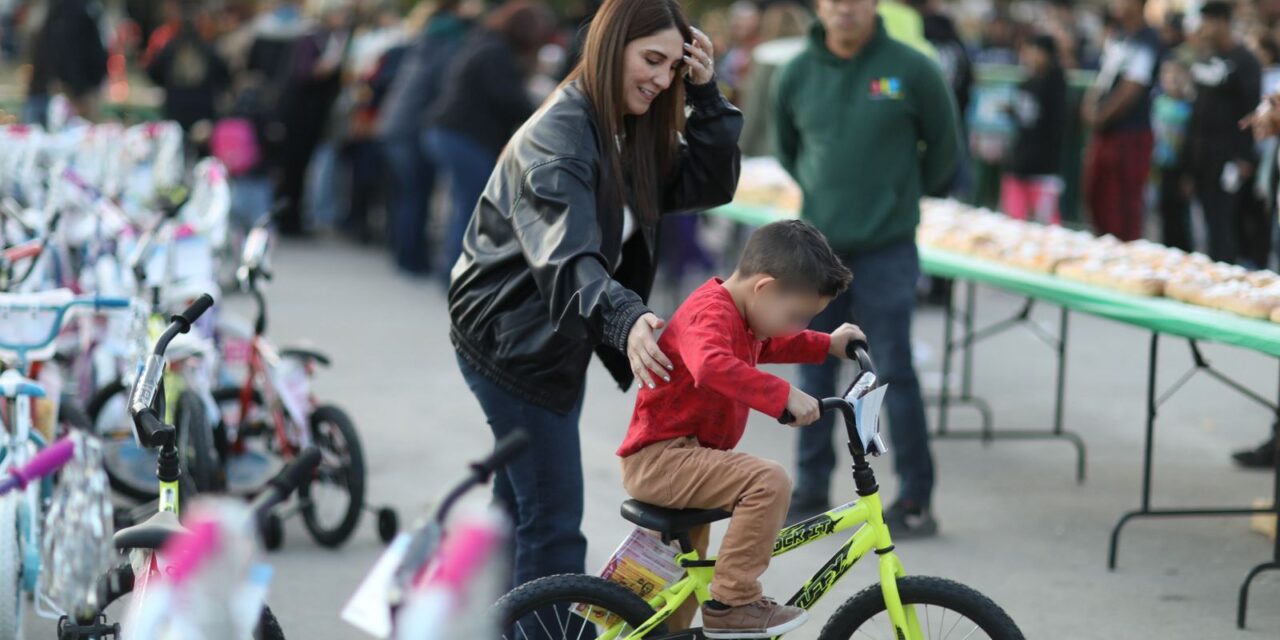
1000, 34, 1067, 225
617, 220, 864, 638
1152, 56, 1196, 251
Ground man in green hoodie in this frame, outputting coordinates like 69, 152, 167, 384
773, 0, 961, 537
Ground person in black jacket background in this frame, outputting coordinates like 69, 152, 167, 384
26, 0, 108, 123
146, 8, 231, 142
1000, 33, 1067, 225
449, 0, 740, 593
424, 0, 557, 278
377, 0, 476, 276
1187, 0, 1261, 265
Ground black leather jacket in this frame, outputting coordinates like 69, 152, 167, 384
449, 80, 742, 413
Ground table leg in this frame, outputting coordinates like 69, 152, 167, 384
937, 277, 956, 437
1053, 307, 1086, 484
1236, 369, 1280, 629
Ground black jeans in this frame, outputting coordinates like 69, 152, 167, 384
1157, 167, 1192, 252
1193, 162, 1242, 264
794, 241, 935, 507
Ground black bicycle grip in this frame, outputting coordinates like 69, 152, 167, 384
133, 409, 171, 448
173, 293, 214, 330
846, 339, 869, 359
478, 429, 530, 475
778, 409, 795, 425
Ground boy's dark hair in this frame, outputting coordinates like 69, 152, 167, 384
736, 220, 852, 297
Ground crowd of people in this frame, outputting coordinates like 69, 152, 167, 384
4, 1, 1280, 632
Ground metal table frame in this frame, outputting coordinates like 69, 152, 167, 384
931, 276, 1280, 628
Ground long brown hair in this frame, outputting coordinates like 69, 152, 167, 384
565, 0, 692, 225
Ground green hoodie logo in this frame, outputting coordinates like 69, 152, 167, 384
869, 77, 903, 100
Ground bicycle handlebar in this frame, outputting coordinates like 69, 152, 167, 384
0, 437, 75, 495
130, 294, 216, 448
471, 430, 530, 481
779, 341, 874, 425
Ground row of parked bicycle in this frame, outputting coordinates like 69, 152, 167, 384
0, 119, 423, 639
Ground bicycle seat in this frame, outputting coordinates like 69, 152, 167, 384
621, 500, 731, 536
113, 511, 186, 551
280, 346, 330, 367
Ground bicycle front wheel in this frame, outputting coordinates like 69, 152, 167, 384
817, 576, 1024, 640
496, 574, 665, 640
176, 390, 224, 493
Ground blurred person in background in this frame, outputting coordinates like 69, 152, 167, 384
1000, 33, 1066, 225
1081, 0, 1161, 242
145, 1, 230, 146
1186, 0, 1260, 265
717, 0, 761, 104
737, 0, 811, 156
974, 11, 1020, 65
775, 0, 960, 536
557, 0, 602, 79
274, 0, 351, 236
1152, 53, 1196, 251
424, 0, 557, 277
328, 1, 404, 243
26, 0, 108, 123
378, 0, 478, 275
244, 0, 314, 233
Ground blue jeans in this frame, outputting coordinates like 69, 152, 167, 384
456, 353, 588, 588
795, 241, 935, 507
423, 128, 497, 277
382, 136, 436, 273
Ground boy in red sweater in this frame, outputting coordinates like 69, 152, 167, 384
618, 220, 862, 638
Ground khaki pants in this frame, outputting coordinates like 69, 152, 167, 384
621, 437, 792, 626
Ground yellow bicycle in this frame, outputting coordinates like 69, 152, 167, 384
497, 343, 1024, 640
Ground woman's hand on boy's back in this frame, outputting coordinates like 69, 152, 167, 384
828, 323, 867, 359
628, 313, 674, 389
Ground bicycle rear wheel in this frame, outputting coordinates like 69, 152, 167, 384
496, 574, 665, 640
297, 405, 365, 548
816, 576, 1024, 640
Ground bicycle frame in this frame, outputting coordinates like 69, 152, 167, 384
600, 491, 919, 640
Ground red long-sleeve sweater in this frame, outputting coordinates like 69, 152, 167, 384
617, 279, 831, 457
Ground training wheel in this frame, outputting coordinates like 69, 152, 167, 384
261, 513, 285, 551
377, 508, 399, 544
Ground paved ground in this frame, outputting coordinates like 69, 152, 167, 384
34, 236, 1280, 638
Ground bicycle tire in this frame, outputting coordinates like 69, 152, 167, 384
87, 379, 157, 501
56, 394, 93, 433
495, 574, 665, 640
816, 576, 1025, 640
0, 495, 21, 640
177, 390, 224, 493
255, 605, 286, 640
298, 405, 365, 548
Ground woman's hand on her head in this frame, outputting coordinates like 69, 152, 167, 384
627, 313, 674, 389
684, 28, 715, 86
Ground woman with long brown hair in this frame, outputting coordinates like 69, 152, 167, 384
449, 0, 741, 588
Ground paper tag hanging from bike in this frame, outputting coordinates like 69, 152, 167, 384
844, 371, 888, 456
577, 528, 684, 628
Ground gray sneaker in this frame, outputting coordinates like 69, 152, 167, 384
884, 501, 938, 539
702, 598, 809, 639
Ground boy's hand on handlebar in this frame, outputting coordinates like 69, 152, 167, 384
784, 387, 821, 427
828, 323, 867, 359
628, 313, 673, 390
